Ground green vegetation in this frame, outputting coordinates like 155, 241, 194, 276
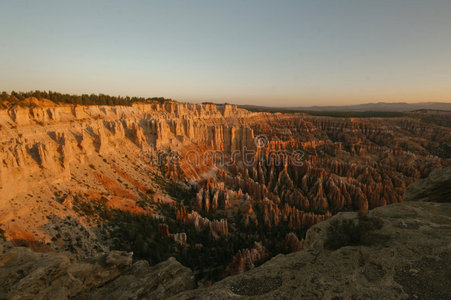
149, 171, 197, 205
241, 105, 407, 118
300, 110, 406, 118
164, 182, 197, 204
0, 90, 175, 108
74, 196, 234, 281
409, 110, 451, 128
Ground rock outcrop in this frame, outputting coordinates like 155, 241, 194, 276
404, 166, 451, 202
226, 242, 267, 275
173, 167, 451, 299
0, 102, 255, 201
176, 208, 228, 238
0, 241, 195, 300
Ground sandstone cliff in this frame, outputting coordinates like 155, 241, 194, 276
0, 101, 256, 250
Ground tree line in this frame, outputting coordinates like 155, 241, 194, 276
0, 90, 175, 108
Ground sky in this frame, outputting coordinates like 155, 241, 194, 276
0, 0, 450, 106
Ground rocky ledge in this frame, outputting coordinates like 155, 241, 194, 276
0, 244, 195, 299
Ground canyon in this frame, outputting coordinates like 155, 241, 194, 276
1, 159, 449, 299
0, 97, 450, 291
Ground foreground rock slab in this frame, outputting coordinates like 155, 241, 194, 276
0, 246, 195, 300
174, 200, 450, 299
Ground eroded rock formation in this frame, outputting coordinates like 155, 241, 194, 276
0, 99, 449, 287
226, 241, 267, 275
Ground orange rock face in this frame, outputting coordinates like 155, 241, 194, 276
0, 99, 449, 279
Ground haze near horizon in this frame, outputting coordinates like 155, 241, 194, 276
1, 0, 450, 106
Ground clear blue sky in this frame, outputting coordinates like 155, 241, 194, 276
1, 0, 450, 106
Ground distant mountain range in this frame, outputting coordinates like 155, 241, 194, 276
239, 102, 451, 112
